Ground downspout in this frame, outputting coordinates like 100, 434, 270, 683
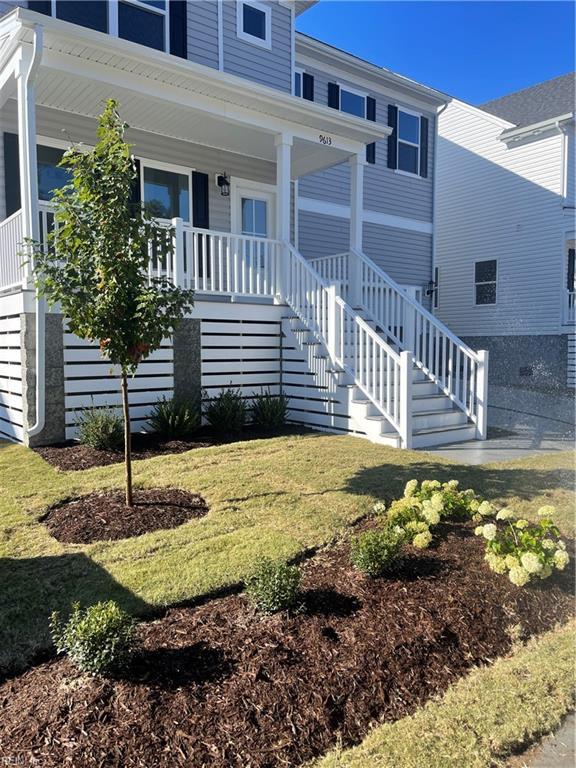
431, 101, 449, 315
24, 25, 45, 438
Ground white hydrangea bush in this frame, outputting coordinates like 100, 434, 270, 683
474, 505, 569, 587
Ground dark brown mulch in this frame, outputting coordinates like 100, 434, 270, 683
34, 427, 309, 472
0, 522, 572, 768
41, 488, 209, 544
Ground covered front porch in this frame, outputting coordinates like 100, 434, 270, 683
0, 6, 389, 299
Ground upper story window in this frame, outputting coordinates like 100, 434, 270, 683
237, 1, 272, 49
294, 69, 303, 97
387, 105, 429, 178
28, 0, 169, 53
339, 87, 367, 119
294, 69, 314, 101
475, 259, 497, 305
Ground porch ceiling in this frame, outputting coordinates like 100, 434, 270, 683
1, 8, 390, 178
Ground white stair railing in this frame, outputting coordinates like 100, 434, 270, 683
344, 247, 488, 438
285, 244, 411, 446
0, 210, 25, 291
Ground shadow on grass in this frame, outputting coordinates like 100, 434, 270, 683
0, 553, 150, 680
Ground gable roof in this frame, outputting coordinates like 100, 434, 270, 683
480, 72, 575, 128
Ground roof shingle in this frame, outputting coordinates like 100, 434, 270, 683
480, 72, 575, 127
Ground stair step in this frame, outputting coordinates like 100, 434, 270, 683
411, 423, 477, 449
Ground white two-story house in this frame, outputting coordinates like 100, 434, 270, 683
436, 73, 575, 434
0, 0, 489, 449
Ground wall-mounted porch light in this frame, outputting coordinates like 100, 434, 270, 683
216, 172, 230, 197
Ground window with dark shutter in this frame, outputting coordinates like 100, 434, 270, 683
28, 1, 53, 16
55, 1, 108, 33
302, 73, 314, 101
4, 133, 20, 218
419, 116, 429, 178
192, 172, 210, 230
327, 82, 340, 109
387, 105, 398, 169
169, 1, 187, 59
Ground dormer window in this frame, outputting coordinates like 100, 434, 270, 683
237, 1, 272, 49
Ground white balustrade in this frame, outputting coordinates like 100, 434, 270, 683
0, 210, 25, 290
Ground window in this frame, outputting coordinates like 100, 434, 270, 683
29, 0, 169, 52
339, 87, 366, 119
237, 1, 271, 49
475, 260, 497, 305
241, 198, 268, 237
37, 144, 69, 201
397, 109, 421, 175
142, 165, 190, 221
294, 70, 302, 98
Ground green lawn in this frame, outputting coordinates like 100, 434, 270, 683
1, 433, 574, 674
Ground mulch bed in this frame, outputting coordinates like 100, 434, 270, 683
0, 521, 572, 767
34, 427, 308, 472
41, 488, 209, 544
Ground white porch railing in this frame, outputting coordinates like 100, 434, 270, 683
285, 244, 410, 444
311, 249, 488, 438
0, 210, 25, 290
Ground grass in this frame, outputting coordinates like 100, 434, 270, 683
310, 620, 576, 768
0, 433, 574, 674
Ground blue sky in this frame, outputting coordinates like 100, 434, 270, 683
296, 1, 575, 105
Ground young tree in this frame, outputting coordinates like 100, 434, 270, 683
32, 99, 194, 506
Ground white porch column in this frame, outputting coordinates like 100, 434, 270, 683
348, 152, 365, 308
16, 39, 42, 282
275, 132, 292, 299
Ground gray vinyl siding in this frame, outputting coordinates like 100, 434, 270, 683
223, 0, 292, 93
187, 0, 219, 70
299, 210, 432, 288
2, 102, 276, 234
296, 64, 435, 223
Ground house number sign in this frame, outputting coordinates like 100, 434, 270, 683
318, 134, 333, 146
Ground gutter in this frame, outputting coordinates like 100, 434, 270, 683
499, 112, 574, 145
24, 24, 45, 439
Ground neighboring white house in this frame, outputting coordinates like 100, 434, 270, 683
435, 73, 575, 433
0, 0, 490, 449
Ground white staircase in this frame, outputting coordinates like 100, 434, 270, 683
280, 245, 488, 449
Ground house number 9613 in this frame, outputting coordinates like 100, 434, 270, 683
319, 134, 332, 145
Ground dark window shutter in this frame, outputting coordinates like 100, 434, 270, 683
28, 1, 52, 15
130, 158, 141, 211
302, 73, 314, 101
4, 133, 20, 218
387, 105, 398, 169
327, 82, 340, 109
568, 248, 575, 290
419, 116, 429, 178
366, 96, 376, 164
169, 1, 187, 58
192, 171, 210, 229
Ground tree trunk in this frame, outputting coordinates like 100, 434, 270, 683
121, 372, 133, 507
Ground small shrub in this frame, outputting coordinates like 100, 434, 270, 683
76, 405, 124, 451
245, 557, 301, 614
474, 505, 569, 587
251, 389, 289, 431
50, 601, 136, 676
148, 396, 200, 438
385, 496, 434, 549
350, 526, 405, 577
204, 387, 246, 435
404, 478, 479, 521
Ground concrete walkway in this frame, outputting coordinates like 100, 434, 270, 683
507, 712, 575, 767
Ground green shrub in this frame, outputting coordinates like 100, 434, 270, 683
403, 478, 479, 521
474, 505, 569, 586
148, 396, 201, 438
245, 557, 301, 614
76, 405, 124, 451
251, 389, 289, 431
205, 387, 246, 435
50, 601, 136, 676
350, 526, 406, 577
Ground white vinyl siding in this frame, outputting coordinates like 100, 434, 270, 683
436, 100, 566, 336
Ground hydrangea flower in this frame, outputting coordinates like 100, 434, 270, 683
421, 480, 441, 492
478, 501, 495, 517
430, 493, 444, 511
554, 550, 570, 570
474, 525, 484, 536
505, 554, 520, 569
481, 523, 497, 541
464, 489, 476, 498
538, 564, 553, 579
515, 519, 529, 530
447, 480, 459, 489
520, 552, 542, 574
496, 508, 514, 521
373, 501, 387, 515
557, 539, 567, 551
509, 566, 530, 587
542, 539, 556, 551
485, 552, 507, 574
412, 531, 432, 549
404, 479, 418, 498
422, 508, 440, 526
537, 505, 555, 518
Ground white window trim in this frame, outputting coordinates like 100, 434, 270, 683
395, 105, 422, 179
236, 0, 272, 50
294, 67, 304, 98
138, 157, 194, 224
473, 258, 498, 307
46, 0, 170, 53
338, 83, 368, 119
